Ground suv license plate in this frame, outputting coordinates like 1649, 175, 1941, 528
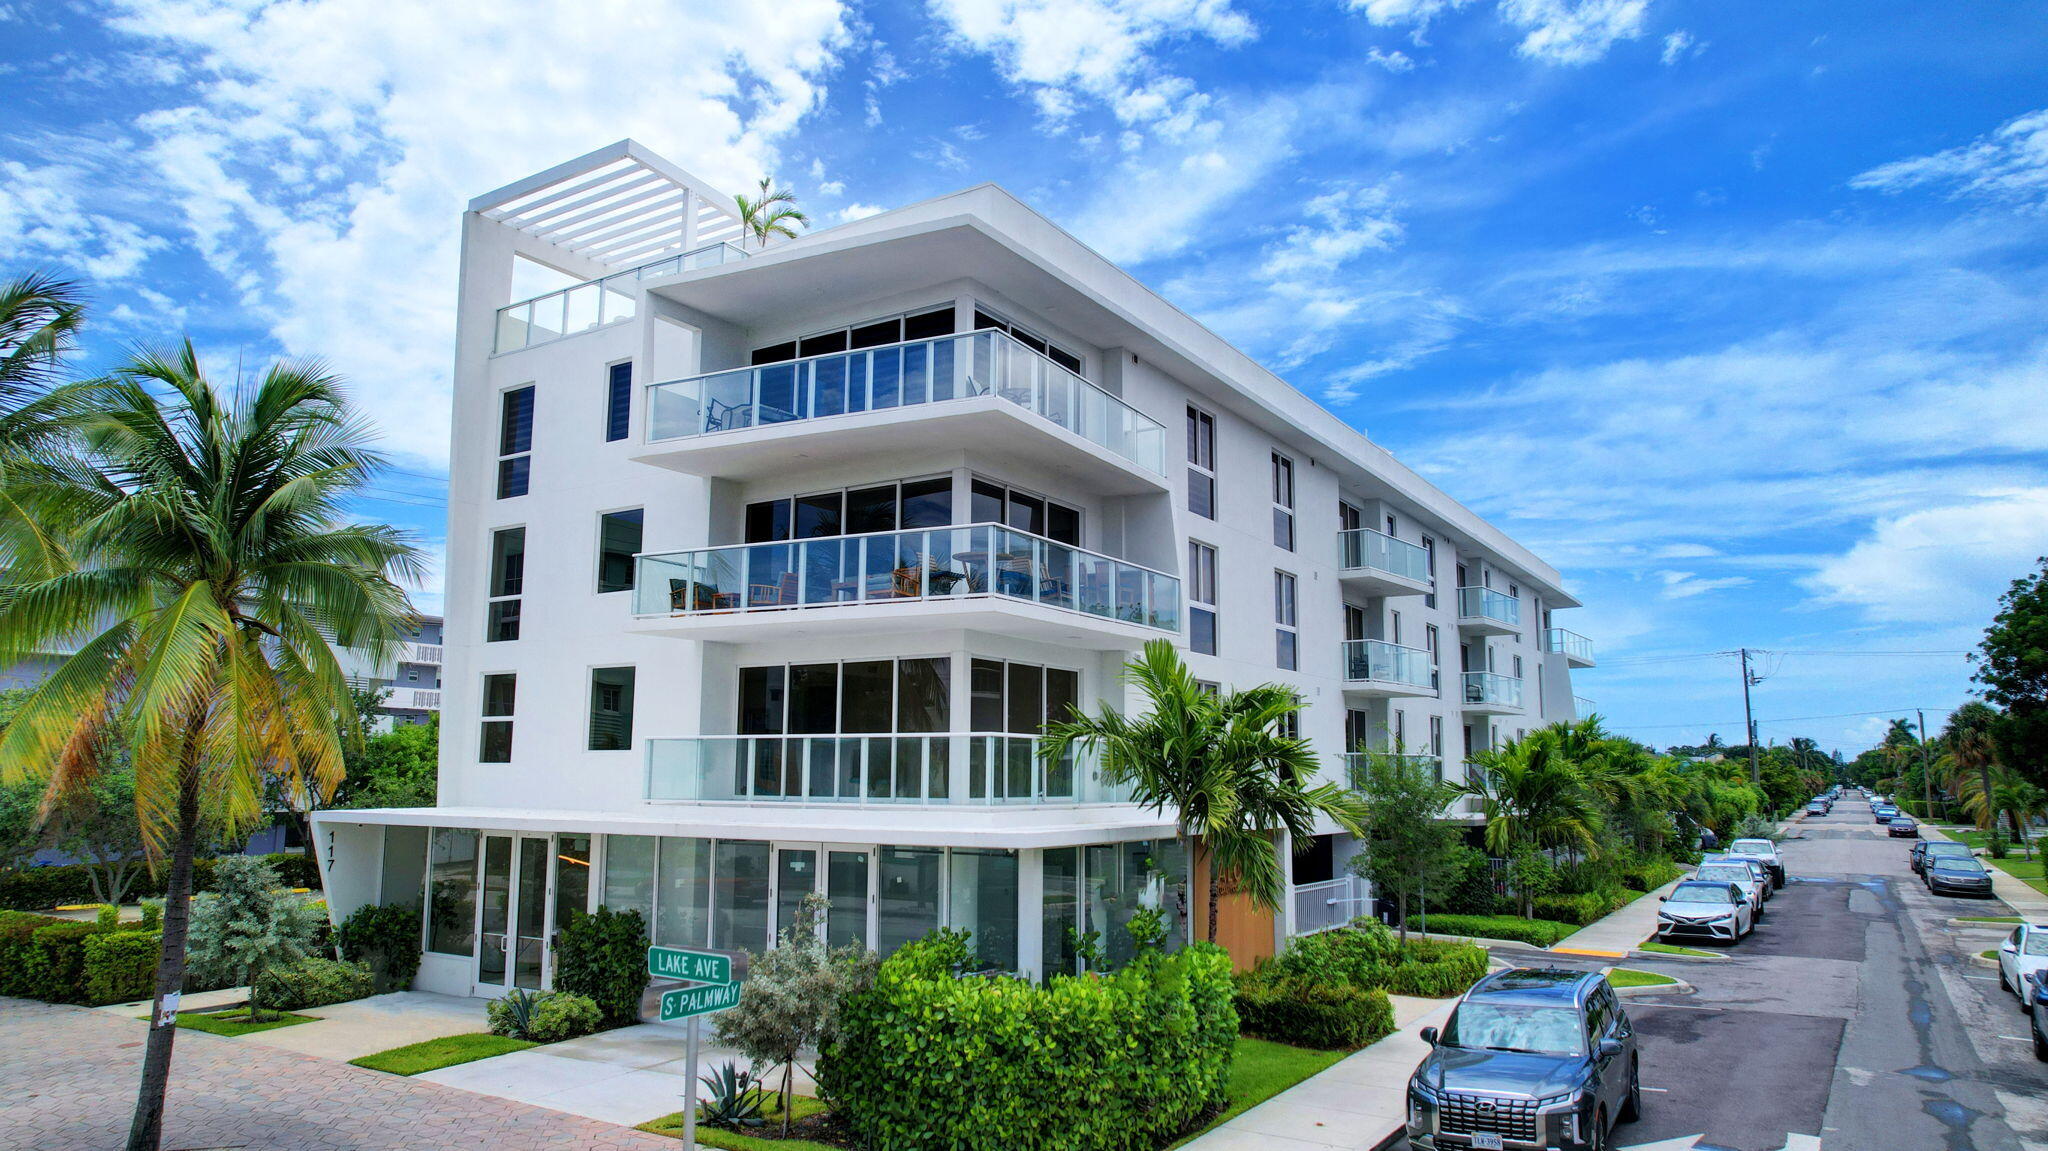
1470, 1135, 1504, 1150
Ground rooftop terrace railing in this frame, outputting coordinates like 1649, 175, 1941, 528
643, 329, 1168, 476
492, 241, 750, 353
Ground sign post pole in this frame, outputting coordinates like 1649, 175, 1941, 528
683, 1014, 701, 1150
647, 944, 742, 1151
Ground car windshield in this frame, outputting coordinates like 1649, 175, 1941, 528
1927, 844, 1973, 857
1731, 840, 1774, 853
2025, 932, 2048, 957
1445, 1003, 1586, 1057
1696, 867, 1749, 885
1936, 858, 1987, 874
1671, 883, 1735, 904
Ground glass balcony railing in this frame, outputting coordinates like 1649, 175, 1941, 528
1340, 639, 1436, 691
1343, 752, 1444, 788
1544, 628, 1594, 662
646, 733, 1132, 805
1575, 696, 1597, 715
643, 329, 1168, 476
1461, 671, 1523, 708
1456, 586, 1521, 628
635, 522, 1181, 633
493, 242, 750, 353
1337, 528, 1431, 584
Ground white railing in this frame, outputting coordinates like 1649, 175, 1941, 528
646, 733, 1131, 806
1457, 586, 1521, 627
1575, 695, 1596, 716
634, 522, 1182, 634
398, 642, 443, 665
391, 688, 441, 711
1337, 528, 1430, 584
1340, 639, 1436, 691
643, 329, 1168, 476
1292, 876, 1368, 936
1344, 752, 1444, 788
1544, 628, 1594, 663
1461, 671, 1523, 708
492, 241, 751, 353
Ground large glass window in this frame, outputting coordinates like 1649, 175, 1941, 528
1042, 846, 1080, 976
656, 837, 712, 948
1187, 406, 1215, 519
378, 826, 427, 910
498, 386, 534, 499
712, 841, 772, 952
877, 846, 943, 955
948, 848, 1019, 972
740, 658, 951, 734
588, 666, 636, 751
1271, 452, 1295, 551
426, 828, 479, 956
973, 307, 1084, 372
1274, 571, 1298, 671
480, 673, 515, 762
969, 659, 1077, 734
602, 834, 656, 925
970, 478, 1080, 544
487, 527, 524, 642
745, 477, 954, 544
752, 306, 957, 365
1188, 541, 1217, 656
597, 509, 643, 593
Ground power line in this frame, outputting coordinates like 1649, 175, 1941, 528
1610, 706, 1941, 732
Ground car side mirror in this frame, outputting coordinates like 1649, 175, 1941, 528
2003, 943, 2018, 953
1657, 895, 1668, 902
1420, 1026, 1440, 1046
1597, 1037, 1624, 1060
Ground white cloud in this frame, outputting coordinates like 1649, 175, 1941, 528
1498, 0, 1649, 66
928, 0, 1255, 137
1366, 47, 1417, 73
68, 0, 853, 467
1346, 0, 1471, 29
0, 159, 167, 279
1851, 108, 2048, 210
1659, 29, 1699, 64
1259, 183, 1405, 278
838, 202, 885, 222
1802, 489, 2048, 624
1658, 570, 1750, 600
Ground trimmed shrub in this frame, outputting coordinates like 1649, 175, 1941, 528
257, 956, 377, 1010
1409, 913, 1578, 948
1532, 888, 1641, 927
0, 910, 73, 996
487, 989, 603, 1043
1234, 970, 1394, 1050
817, 929, 1237, 1151
335, 903, 423, 993
1617, 859, 1686, 893
1264, 924, 1489, 1002
84, 930, 161, 1005
552, 906, 649, 1029
1376, 938, 1489, 998
22, 922, 105, 1003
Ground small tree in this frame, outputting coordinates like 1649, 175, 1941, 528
48, 762, 145, 905
713, 893, 877, 1136
732, 178, 810, 250
1349, 751, 1461, 941
185, 855, 323, 1021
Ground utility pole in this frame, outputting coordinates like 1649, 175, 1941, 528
1917, 709, 1933, 817
1740, 648, 1761, 784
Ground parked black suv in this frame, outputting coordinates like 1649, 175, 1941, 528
1406, 968, 1641, 1150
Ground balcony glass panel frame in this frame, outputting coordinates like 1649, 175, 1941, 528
1460, 670, 1524, 709
634, 522, 1181, 634
643, 329, 1167, 476
1343, 752, 1446, 789
1456, 586, 1521, 627
1543, 627, 1594, 663
1337, 528, 1431, 585
492, 242, 750, 353
645, 733, 1131, 806
1339, 639, 1437, 692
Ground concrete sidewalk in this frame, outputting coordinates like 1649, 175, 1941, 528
1551, 878, 1685, 958
1179, 995, 1450, 1151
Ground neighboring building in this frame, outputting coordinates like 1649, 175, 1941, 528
311, 141, 1592, 999
341, 615, 445, 730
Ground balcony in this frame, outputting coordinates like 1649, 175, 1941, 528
1456, 586, 1521, 636
632, 522, 1179, 649
1343, 752, 1445, 788
1544, 627, 1595, 668
1460, 671, 1523, 714
492, 242, 749, 354
645, 733, 1131, 806
1339, 639, 1437, 698
398, 641, 443, 665
1336, 529, 1431, 597
1574, 695, 1597, 717
635, 330, 1168, 492
388, 688, 441, 711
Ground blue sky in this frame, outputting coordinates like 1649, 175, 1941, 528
3, 0, 2045, 754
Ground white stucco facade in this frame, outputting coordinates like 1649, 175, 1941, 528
312, 141, 1591, 999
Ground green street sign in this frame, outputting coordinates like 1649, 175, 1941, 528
647, 945, 734, 985
660, 981, 742, 1021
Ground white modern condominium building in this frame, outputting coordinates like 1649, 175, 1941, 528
311, 141, 1593, 1001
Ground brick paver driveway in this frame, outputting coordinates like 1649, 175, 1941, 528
0, 997, 678, 1150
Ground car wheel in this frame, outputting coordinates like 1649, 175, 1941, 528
2036, 1020, 2048, 1062
1592, 1105, 1610, 1151
2001, 967, 2012, 993
1620, 1058, 1643, 1123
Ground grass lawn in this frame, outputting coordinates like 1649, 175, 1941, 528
1606, 968, 1677, 989
639, 1094, 838, 1151
636, 1037, 1349, 1151
350, 1033, 536, 1075
1957, 916, 2023, 924
1637, 940, 1719, 958
165, 1009, 318, 1037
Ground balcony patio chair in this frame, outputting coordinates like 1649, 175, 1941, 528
748, 571, 800, 607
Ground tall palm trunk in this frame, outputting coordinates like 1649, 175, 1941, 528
1203, 840, 1221, 945
127, 719, 205, 1151
1981, 765, 1997, 831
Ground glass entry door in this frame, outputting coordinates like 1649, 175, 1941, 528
771, 843, 874, 949
476, 834, 553, 993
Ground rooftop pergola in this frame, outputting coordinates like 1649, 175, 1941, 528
469, 139, 746, 269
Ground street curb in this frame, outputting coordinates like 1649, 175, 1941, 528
1628, 946, 1731, 962
1969, 951, 1999, 971
1414, 932, 1552, 953
1611, 974, 1695, 998
1949, 916, 2023, 928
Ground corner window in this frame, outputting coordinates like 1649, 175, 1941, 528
487, 527, 524, 642
604, 362, 632, 442
597, 509, 643, 593
480, 673, 516, 762
588, 666, 637, 751
1274, 570, 1298, 671
1186, 406, 1215, 520
1271, 452, 1295, 551
497, 386, 533, 499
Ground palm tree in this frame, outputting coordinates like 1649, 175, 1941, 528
1457, 733, 1603, 913
0, 342, 425, 1151
0, 271, 97, 576
1945, 702, 2000, 832
733, 178, 810, 249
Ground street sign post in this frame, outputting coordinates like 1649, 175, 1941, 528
649, 945, 742, 1151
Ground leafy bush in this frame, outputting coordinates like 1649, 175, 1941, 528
1409, 913, 1579, 948
552, 906, 649, 1029
1733, 815, 1781, 841
0, 910, 72, 996
22, 922, 106, 1003
257, 956, 377, 1010
83, 929, 160, 1004
140, 899, 163, 930
0, 851, 318, 911
1234, 969, 1394, 1049
95, 904, 121, 930
1264, 924, 1488, 1000
487, 989, 602, 1043
1375, 938, 1489, 998
1617, 859, 1685, 893
817, 929, 1237, 1151
335, 903, 423, 992
1532, 888, 1641, 927
184, 856, 325, 1018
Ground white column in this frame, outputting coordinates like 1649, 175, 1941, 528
678, 191, 698, 251
1018, 848, 1044, 981
1272, 830, 1295, 951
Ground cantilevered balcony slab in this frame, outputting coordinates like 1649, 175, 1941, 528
1460, 671, 1524, 714
631, 522, 1179, 651
1456, 586, 1522, 637
1339, 639, 1439, 700
1544, 627, 1596, 668
1336, 529, 1433, 598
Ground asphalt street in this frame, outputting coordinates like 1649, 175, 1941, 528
1418, 795, 2047, 1151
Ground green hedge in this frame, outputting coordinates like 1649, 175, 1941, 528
0, 852, 321, 911
335, 904, 423, 993
83, 929, 161, 1005
817, 929, 1237, 1151
258, 956, 377, 1010
1532, 888, 1643, 927
22, 922, 107, 1003
1410, 913, 1579, 948
552, 906, 648, 1029
1235, 971, 1394, 1049
487, 991, 603, 1043
1267, 924, 1489, 999
1375, 938, 1490, 997
0, 910, 74, 996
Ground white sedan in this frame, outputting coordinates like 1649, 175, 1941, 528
1999, 923, 2048, 1012
1656, 880, 1756, 943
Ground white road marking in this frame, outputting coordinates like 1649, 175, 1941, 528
1998, 1035, 2031, 1041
